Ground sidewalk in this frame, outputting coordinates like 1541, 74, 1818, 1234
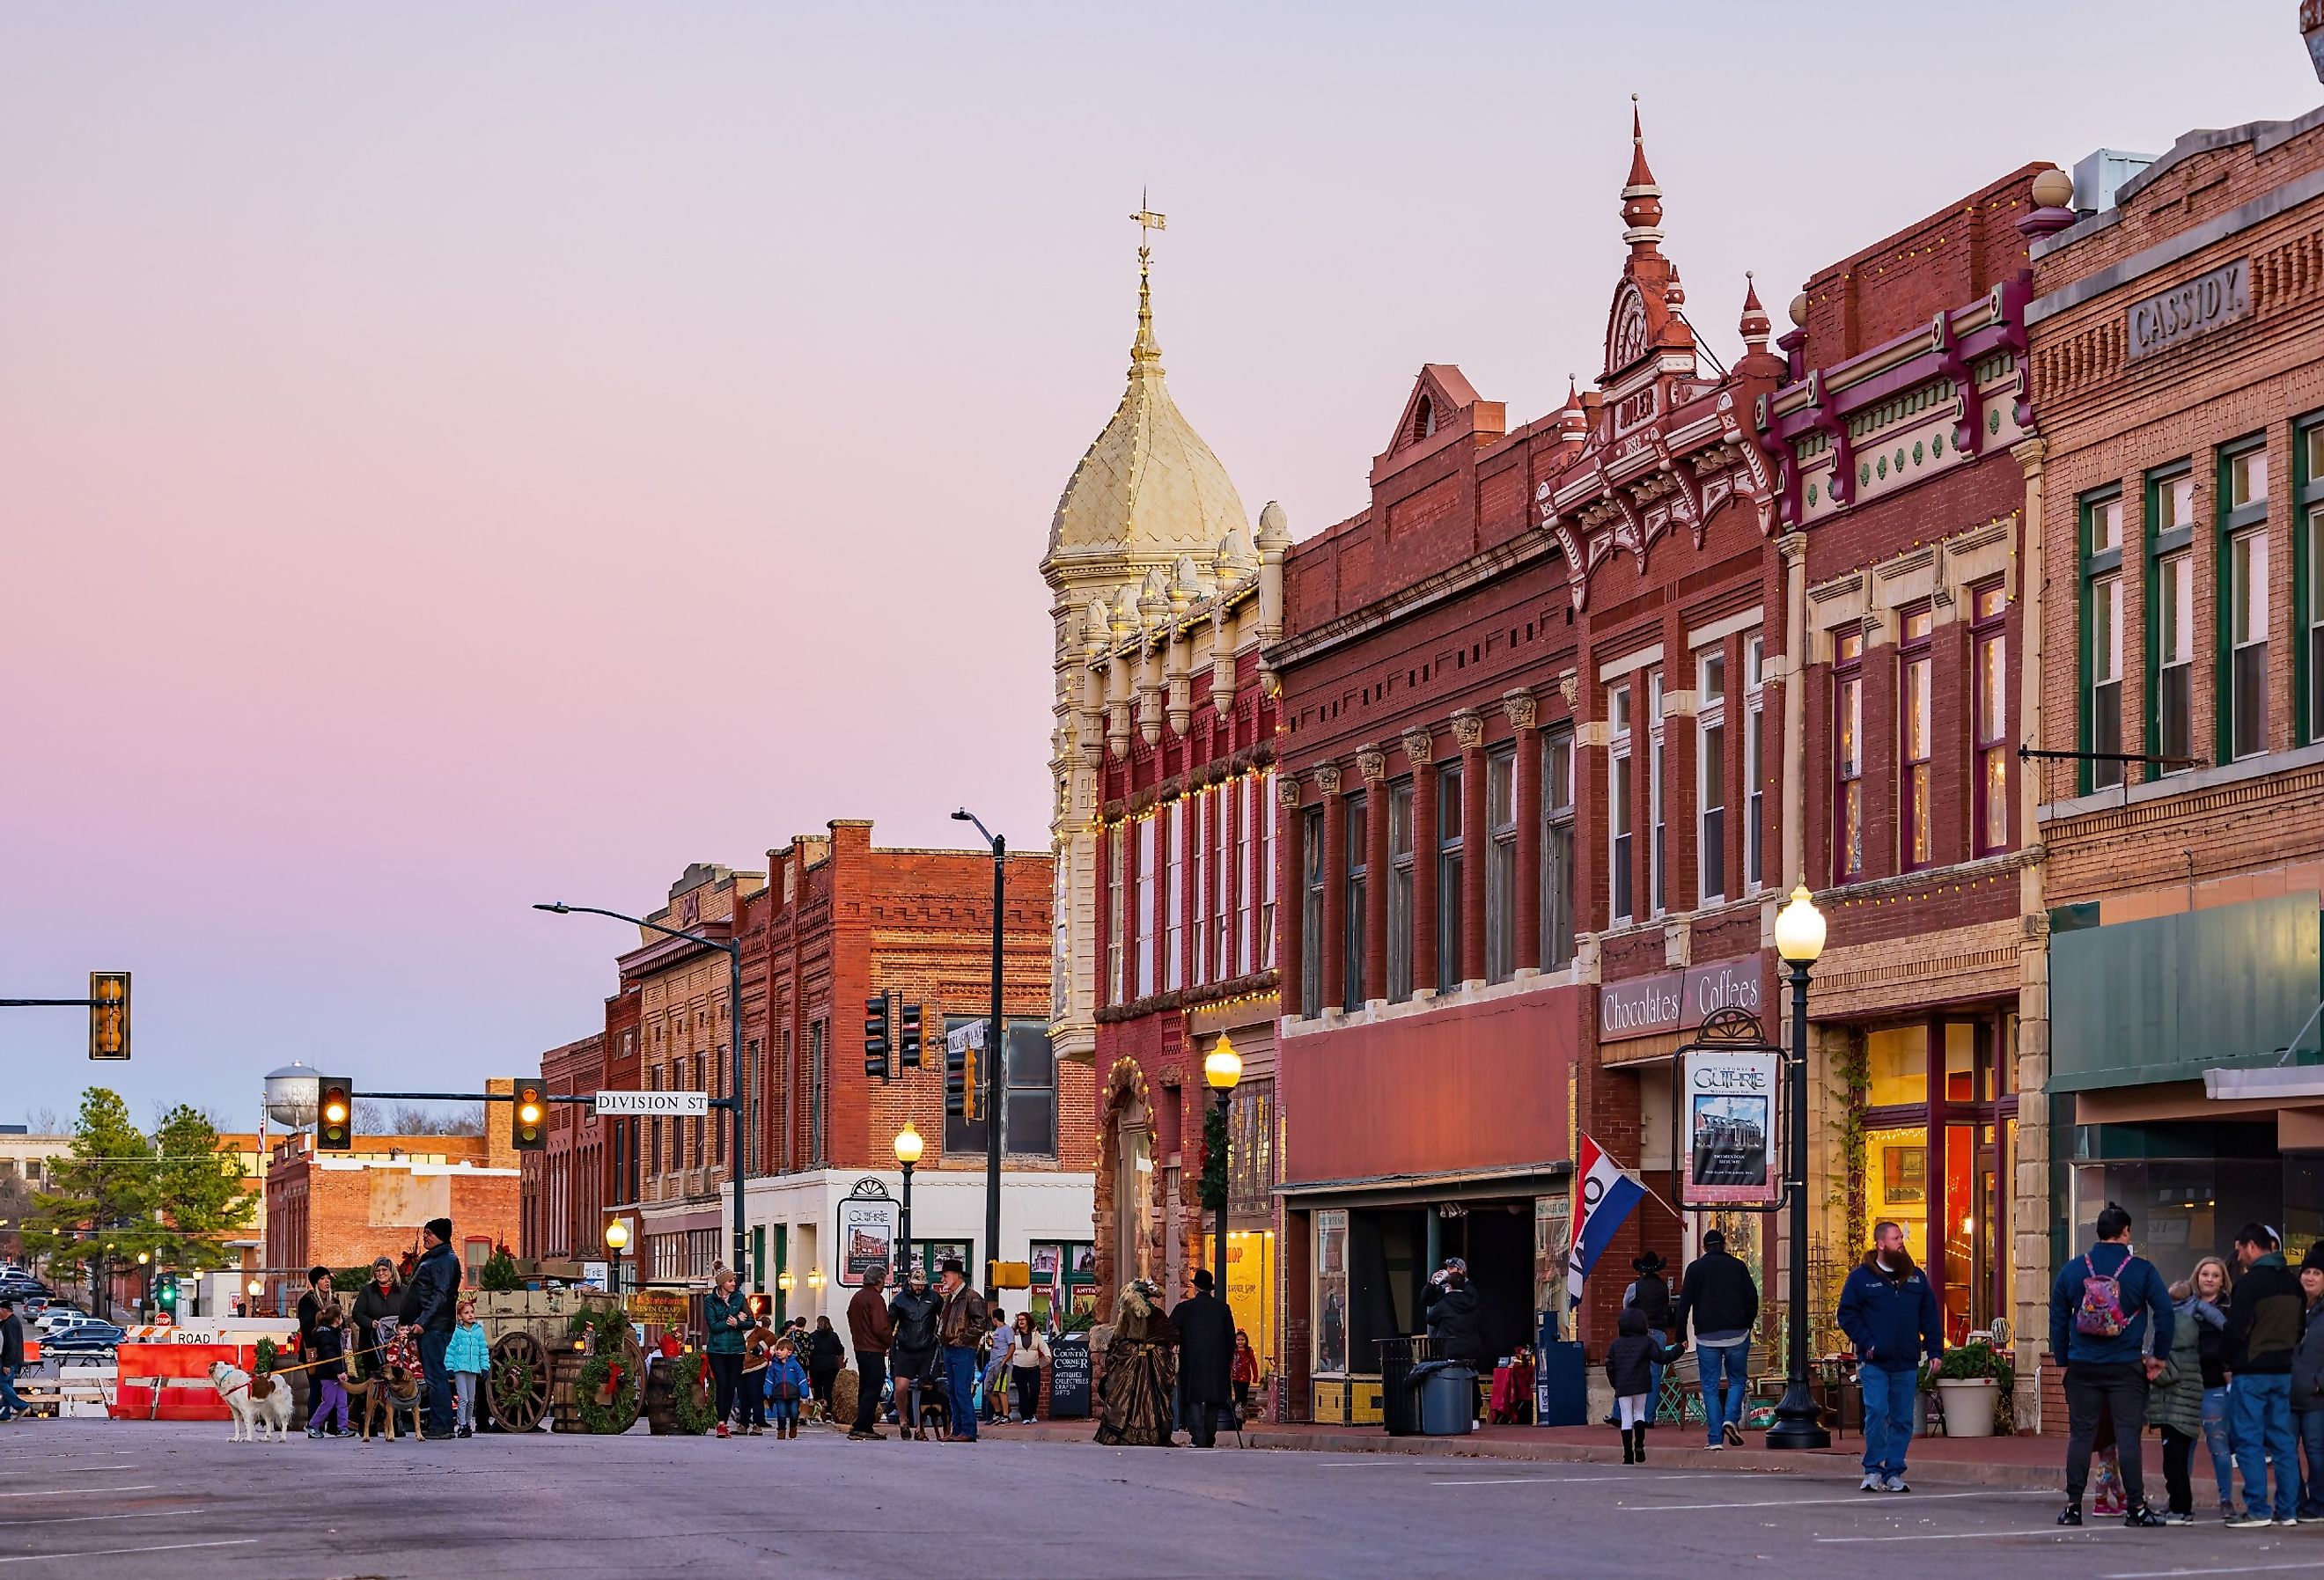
983, 1416, 2064, 1488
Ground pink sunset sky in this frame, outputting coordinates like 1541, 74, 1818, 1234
4, 4, 2317, 1128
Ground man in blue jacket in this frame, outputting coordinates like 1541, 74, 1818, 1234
1836, 1219, 1942, 1493
403, 1217, 462, 1441
2050, 1202, 2173, 1528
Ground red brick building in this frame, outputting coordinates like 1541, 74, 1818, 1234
1268, 115, 1786, 1420
519, 1033, 603, 1266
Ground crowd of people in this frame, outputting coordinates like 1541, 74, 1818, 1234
292, 1216, 471, 1440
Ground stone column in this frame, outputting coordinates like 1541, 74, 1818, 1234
2011, 437, 2052, 1429
1452, 709, 1488, 988
1403, 727, 1439, 996
1276, 773, 1305, 1014
1318, 762, 1347, 1013
1359, 745, 1390, 1004
1506, 689, 1542, 973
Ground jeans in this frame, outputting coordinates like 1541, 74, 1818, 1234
2065, 1362, 2150, 1508
944, 1345, 980, 1439
2232, 1373, 2302, 1521
452, 1371, 477, 1431
316, 1378, 349, 1433
418, 1329, 453, 1437
809, 1368, 838, 1421
2203, 1384, 2238, 1509
851, 1353, 887, 1434
739, 1370, 768, 1429
1647, 1330, 1668, 1421
1011, 1364, 1042, 1422
1858, 1364, 1917, 1479
708, 1352, 743, 1427
2297, 1408, 2324, 1519
1697, 1341, 1749, 1445
0, 1363, 28, 1416
769, 1396, 798, 1428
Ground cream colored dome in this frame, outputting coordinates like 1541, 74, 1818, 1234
1046, 256, 1249, 567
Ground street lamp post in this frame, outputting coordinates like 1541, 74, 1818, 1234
894, 1124, 923, 1284
951, 810, 1007, 1299
604, 1219, 629, 1297
1765, 884, 1831, 1451
1203, 1037, 1241, 1445
136, 1251, 151, 1319
536, 901, 749, 1290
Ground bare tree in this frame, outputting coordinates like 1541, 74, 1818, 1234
24, 1106, 61, 1135
353, 1102, 484, 1136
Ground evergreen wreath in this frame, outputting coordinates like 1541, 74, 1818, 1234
667, 1350, 717, 1435
573, 1351, 640, 1435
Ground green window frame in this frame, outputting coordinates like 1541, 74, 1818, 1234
2142, 461, 2195, 782
2216, 434, 2272, 764
2077, 487, 2126, 795
2296, 414, 2324, 745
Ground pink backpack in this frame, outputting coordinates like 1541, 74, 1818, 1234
2073, 1255, 2129, 1338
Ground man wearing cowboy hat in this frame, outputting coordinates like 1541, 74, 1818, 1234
1623, 1251, 1675, 1425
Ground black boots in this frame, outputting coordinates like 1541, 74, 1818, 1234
1619, 1424, 1645, 1464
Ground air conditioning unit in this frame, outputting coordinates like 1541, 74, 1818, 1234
2071, 148, 2159, 216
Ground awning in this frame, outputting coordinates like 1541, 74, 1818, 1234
2205, 1066, 2324, 1101
1276, 1159, 1570, 1210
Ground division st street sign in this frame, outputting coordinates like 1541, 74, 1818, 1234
594, 1090, 709, 1116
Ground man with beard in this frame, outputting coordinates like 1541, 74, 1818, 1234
1836, 1220, 1943, 1493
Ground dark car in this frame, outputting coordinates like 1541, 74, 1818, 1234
43, 1321, 126, 1356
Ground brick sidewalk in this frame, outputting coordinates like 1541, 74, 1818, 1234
978, 1416, 2063, 1488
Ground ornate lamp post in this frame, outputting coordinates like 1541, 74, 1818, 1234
1765, 885, 1832, 1450
604, 1219, 629, 1297
894, 1124, 923, 1284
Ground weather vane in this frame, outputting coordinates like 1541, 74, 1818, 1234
1130, 188, 1167, 257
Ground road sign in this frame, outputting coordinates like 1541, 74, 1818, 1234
594, 1090, 709, 1116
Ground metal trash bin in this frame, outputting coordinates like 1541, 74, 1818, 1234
1378, 1337, 1430, 1437
1418, 1363, 1478, 1436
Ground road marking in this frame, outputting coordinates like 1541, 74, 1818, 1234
0, 1540, 258, 1566
0, 1513, 173, 1529
0, 1488, 158, 1501
1650, 1489, 2056, 1512
1432, 1472, 1733, 1486
1816, 1527, 2107, 1543
2105, 1564, 2324, 1579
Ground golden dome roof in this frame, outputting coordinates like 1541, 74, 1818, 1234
1045, 249, 1248, 570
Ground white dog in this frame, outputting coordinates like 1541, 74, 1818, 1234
210, 1361, 293, 1443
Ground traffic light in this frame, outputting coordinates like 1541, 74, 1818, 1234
511, 1079, 547, 1151
87, 971, 129, 1061
317, 1077, 354, 1150
962, 1034, 980, 1122
945, 1026, 966, 1116
899, 1003, 922, 1069
863, 993, 891, 1081
155, 1274, 177, 1312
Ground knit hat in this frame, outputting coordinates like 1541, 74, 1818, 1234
2302, 1243, 2324, 1273
423, 1216, 453, 1244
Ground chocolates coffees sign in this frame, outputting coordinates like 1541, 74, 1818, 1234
1599, 956, 1764, 1047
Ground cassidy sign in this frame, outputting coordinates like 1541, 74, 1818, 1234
1599, 956, 1764, 1044
2126, 259, 2250, 361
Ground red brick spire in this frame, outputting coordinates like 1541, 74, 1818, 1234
1621, 94, 1664, 252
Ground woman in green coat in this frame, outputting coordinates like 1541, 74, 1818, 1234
2147, 1275, 2208, 1524
705, 1268, 752, 1440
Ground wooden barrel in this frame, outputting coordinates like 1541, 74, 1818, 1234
644, 1360, 679, 1434
548, 1349, 591, 1434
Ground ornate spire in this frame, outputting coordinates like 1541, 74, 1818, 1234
1130, 194, 1167, 372
1621, 94, 1664, 252
1739, 271, 1771, 351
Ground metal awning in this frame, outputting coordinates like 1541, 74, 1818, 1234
2204, 1066, 2324, 1101
1275, 1159, 1571, 1209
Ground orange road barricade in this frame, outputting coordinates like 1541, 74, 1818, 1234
110, 1342, 252, 1422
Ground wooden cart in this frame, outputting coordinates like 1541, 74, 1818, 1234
471, 1288, 642, 1434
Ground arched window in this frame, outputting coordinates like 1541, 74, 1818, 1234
1412, 395, 1436, 443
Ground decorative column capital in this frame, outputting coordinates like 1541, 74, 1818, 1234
1313, 761, 1343, 797
1275, 771, 1305, 811
1400, 726, 1437, 769
1502, 687, 1538, 731
1557, 668, 1580, 710
1776, 530, 1807, 567
1356, 745, 1389, 783
1451, 708, 1487, 751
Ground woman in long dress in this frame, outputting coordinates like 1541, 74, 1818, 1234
1094, 1280, 1179, 1446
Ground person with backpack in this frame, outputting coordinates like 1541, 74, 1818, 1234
2051, 1202, 2173, 1528
1836, 1219, 1943, 1493
2225, 1223, 2305, 1527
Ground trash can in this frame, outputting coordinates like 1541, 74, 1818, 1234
1378, 1337, 1428, 1437
1418, 1363, 1478, 1436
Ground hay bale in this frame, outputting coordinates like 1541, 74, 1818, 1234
827, 1367, 858, 1425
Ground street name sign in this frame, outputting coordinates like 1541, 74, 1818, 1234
594, 1090, 709, 1116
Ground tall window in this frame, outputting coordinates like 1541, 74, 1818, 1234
1342, 793, 1368, 1011
1486, 747, 1517, 982
2306, 421, 2324, 742
2147, 465, 2195, 776
1004, 1023, 1057, 1158
807, 1021, 827, 1169
1900, 606, 1934, 870
1647, 668, 1667, 915
1106, 823, 1125, 1006
1543, 729, 1575, 967
1300, 805, 1323, 1018
1972, 584, 2010, 855
1213, 783, 1233, 981
1236, 778, 1257, 976
1136, 816, 1156, 999
1697, 646, 1727, 902
1258, 772, 1276, 971
1608, 684, 1634, 923
1165, 798, 1186, 989
1191, 790, 1210, 987
2224, 438, 2270, 761
2083, 491, 2126, 790
1438, 761, 1465, 984
1386, 778, 1415, 1002
1834, 632, 1864, 878
1743, 635, 1766, 892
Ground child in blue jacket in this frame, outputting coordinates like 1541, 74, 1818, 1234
763, 1340, 808, 1440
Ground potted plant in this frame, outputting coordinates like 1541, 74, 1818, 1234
1930, 1341, 2011, 1437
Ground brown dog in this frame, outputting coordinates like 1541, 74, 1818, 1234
361, 1363, 425, 1441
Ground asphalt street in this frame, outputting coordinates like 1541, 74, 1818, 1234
3, 1418, 2316, 1579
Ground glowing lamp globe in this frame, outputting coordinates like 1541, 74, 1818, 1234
1774, 885, 1827, 965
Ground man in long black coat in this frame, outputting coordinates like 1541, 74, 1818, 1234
1171, 1268, 1236, 1447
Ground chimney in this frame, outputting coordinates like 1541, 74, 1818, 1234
485, 1076, 518, 1171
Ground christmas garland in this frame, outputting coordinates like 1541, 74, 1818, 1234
667, 1350, 717, 1436
573, 1352, 639, 1435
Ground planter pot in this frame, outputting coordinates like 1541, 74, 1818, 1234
1935, 1376, 1998, 1437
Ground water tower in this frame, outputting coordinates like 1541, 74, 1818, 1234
263, 1063, 321, 1129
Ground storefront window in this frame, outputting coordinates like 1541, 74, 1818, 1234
1535, 1195, 1570, 1336
1866, 1025, 1928, 1106
1314, 1209, 1350, 1376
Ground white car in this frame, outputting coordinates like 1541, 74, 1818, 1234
38, 1309, 99, 1334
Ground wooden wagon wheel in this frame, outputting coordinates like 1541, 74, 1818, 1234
489, 1332, 550, 1433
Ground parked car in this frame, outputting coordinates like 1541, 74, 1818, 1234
42, 1321, 126, 1356
39, 1308, 99, 1333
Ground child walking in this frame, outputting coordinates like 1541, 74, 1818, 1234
445, 1298, 491, 1439
1605, 1308, 1678, 1464
309, 1304, 351, 1438
763, 1339, 808, 1440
